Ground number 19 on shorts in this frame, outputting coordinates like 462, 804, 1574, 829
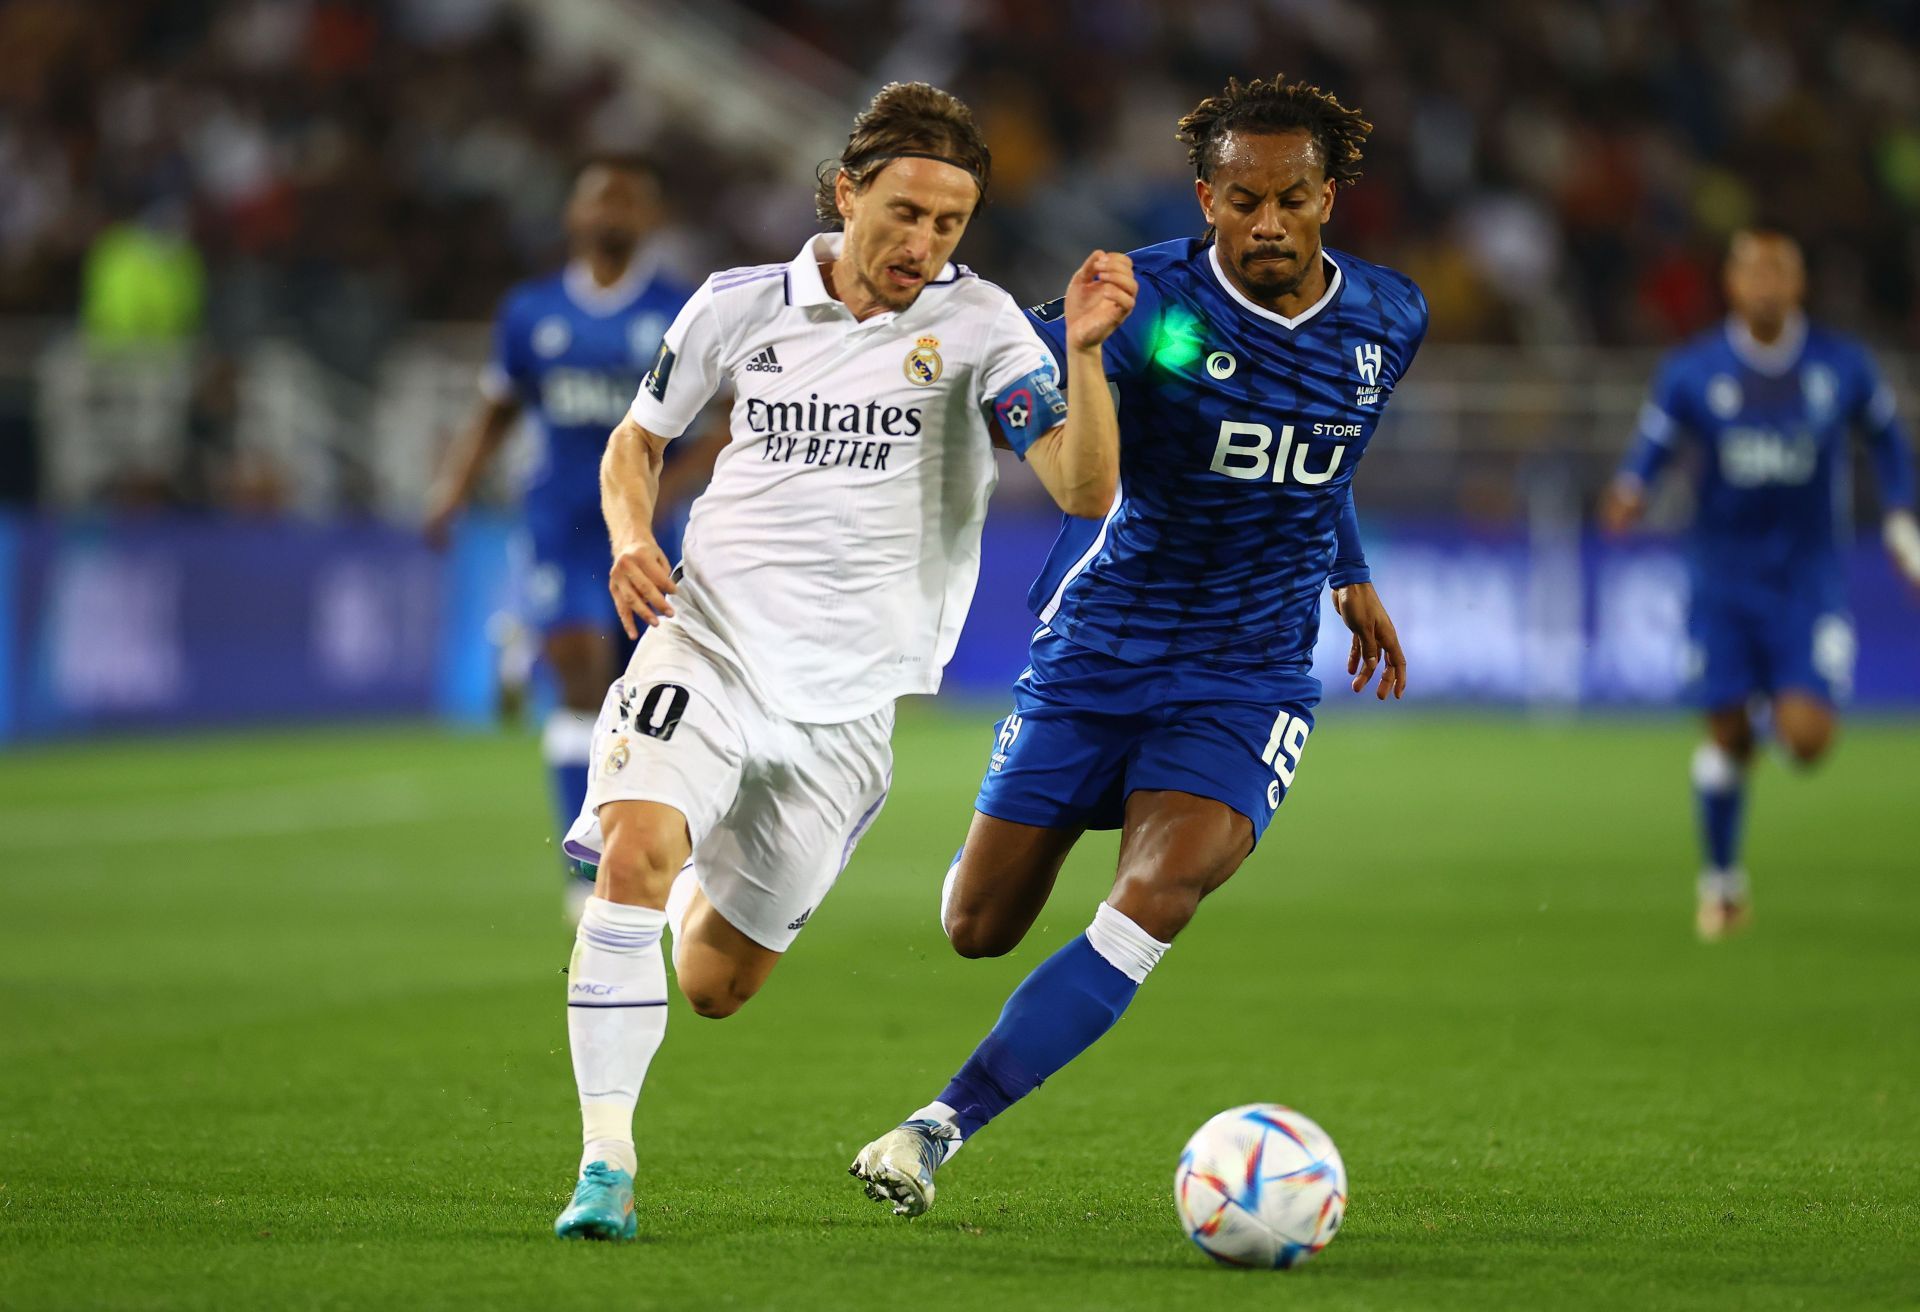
1259, 710, 1311, 810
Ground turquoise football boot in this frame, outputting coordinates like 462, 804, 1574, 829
554, 1161, 638, 1241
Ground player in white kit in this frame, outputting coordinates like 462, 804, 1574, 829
550, 82, 1138, 1240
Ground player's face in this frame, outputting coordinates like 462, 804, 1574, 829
1723, 234, 1805, 334
1197, 129, 1335, 303
566, 165, 660, 263
836, 157, 978, 311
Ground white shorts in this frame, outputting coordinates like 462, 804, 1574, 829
562, 621, 893, 952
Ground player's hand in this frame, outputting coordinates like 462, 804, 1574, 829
608, 536, 676, 638
1333, 582, 1407, 700
1063, 250, 1136, 352
1886, 510, 1920, 592
1598, 478, 1645, 537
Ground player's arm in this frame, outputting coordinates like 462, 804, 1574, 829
605, 278, 725, 636
1601, 365, 1687, 535
1857, 366, 1920, 588
1328, 488, 1406, 699
1022, 251, 1135, 517
602, 417, 677, 637
423, 393, 521, 547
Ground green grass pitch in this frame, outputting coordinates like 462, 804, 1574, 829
2, 708, 1917, 1310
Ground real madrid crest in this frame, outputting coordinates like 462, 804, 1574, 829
604, 736, 631, 775
904, 335, 943, 386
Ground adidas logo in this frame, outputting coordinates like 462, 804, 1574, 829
787, 906, 814, 931
745, 346, 782, 373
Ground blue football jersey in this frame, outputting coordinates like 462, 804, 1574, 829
1025, 238, 1428, 668
485, 258, 696, 520
1620, 315, 1915, 594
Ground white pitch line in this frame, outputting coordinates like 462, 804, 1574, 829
0, 771, 472, 851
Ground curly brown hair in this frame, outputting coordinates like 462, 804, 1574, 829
1175, 74, 1371, 187
814, 82, 991, 228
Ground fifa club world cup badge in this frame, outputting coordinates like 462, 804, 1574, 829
904, 335, 943, 386
604, 736, 631, 775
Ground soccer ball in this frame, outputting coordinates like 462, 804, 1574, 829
1174, 1103, 1347, 1269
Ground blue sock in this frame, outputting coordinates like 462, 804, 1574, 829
934, 904, 1168, 1140
545, 709, 596, 876
1691, 742, 1745, 871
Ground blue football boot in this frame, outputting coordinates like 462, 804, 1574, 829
554, 1161, 638, 1240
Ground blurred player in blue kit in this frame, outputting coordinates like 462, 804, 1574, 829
1601, 230, 1920, 941
852, 75, 1423, 1216
426, 158, 719, 911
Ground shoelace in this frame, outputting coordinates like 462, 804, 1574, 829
577, 1162, 626, 1193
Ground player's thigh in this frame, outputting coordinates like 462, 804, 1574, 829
544, 624, 615, 710
1772, 690, 1837, 766
1108, 789, 1255, 942
686, 705, 894, 959
567, 631, 749, 900
943, 810, 1085, 958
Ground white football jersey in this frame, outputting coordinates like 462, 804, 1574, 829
628, 233, 1065, 723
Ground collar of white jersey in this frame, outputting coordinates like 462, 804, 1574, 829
563, 247, 661, 316
785, 233, 961, 311
1207, 242, 1343, 330
1725, 310, 1807, 377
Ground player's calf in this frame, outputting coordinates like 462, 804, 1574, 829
670, 887, 783, 1019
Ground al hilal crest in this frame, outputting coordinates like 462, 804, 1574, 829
1353, 342, 1384, 405
904, 335, 943, 386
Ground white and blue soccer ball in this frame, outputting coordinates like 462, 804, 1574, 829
1174, 1103, 1347, 1269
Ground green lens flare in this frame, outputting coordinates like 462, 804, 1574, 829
1147, 306, 1204, 370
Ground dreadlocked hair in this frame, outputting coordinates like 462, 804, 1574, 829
814, 82, 991, 229
1176, 74, 1370, 187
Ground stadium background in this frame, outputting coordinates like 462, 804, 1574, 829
2, 3, 1917, 1309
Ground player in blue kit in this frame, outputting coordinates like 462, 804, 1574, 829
1601, 230, 1920, 941
425, 158, 719, 911
852, 75, 1421, 1217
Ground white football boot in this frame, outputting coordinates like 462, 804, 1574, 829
850, 1120, 959, 1217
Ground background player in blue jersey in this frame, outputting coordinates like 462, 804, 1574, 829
852, 75, 1423, 1218
424, 157, 720, 910
1601, 229, 1920, 941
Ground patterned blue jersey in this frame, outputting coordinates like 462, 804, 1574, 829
1619, 315, 1915, 596
1025, 238, 1428, 668
484, 258, 696, 523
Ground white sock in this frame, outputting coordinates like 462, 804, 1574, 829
544, 708, 597, 769
905, 1099, 965, 1163
1085, 902, 1170, 984
568, 895, 669, 1178
1690, 741, 1741, 794
664, 862, 697, 943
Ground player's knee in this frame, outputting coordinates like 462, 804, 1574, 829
1782, 725, 1833, 768
943, 906, 1017, 959
598, 823, 683, 903
679, 975, 752, 1020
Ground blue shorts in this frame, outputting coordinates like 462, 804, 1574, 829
1688, 583, 1854, 709
522, 499, 688, 638
973, 628, 1321, 846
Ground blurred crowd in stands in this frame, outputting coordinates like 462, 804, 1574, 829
1, 0, 1917, 512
